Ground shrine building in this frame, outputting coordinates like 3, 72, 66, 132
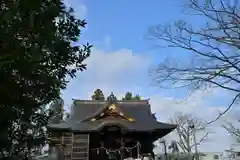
47, 93, 176, 160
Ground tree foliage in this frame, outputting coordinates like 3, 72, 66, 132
0, 0, 91, 159
122, 92, 141, 100
49, 98, 65, 124
122, 92, 133, 100
149, 0, 240, 122
133, 94, 141, 100
91, 90, 142, 101
91, 89, 105, 100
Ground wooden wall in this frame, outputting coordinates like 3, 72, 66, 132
60, 132, 89, 160
72, 134, 89, 160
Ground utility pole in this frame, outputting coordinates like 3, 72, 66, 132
160, 139, 167, 160
192, 128, 198, 160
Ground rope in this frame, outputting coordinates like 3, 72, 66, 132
91, 142, 141, 154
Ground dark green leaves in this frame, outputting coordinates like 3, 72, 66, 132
91, 89, 105, 100
122, 92, 141, 100
0, 0, 91, 159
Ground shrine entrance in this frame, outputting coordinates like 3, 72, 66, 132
89, 125, 141, 160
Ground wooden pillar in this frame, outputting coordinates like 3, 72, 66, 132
120, 138, 124, 160
137, 141, 140, 159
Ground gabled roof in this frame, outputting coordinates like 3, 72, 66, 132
48, 98, 176, 137
70, 99, 153, 122
48, 118, 176, 133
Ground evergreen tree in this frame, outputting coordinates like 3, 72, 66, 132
122, 92, 133, 100
132, 94, 141, 100
91, 89, 105, 100
122, 92, 141, 100
0, 0, 91, 159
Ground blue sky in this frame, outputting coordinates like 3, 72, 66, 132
62, 0, 239, 153
64, 0, 218, 103
83, 0, 182, 51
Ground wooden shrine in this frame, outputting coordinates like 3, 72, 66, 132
47, 93, 176, 160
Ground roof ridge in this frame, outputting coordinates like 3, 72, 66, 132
118, 99, 150, 101
73, 99, 150, 103
72, 99, 106, 102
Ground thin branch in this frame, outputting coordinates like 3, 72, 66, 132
206, 93, 240, 125
149, 0, 240, 123
171, 113, 210, 152
191, 132, 209, 148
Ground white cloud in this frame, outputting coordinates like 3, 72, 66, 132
63, 48, 152, 101
62, 46, 239, 154
149, 88, 240, 153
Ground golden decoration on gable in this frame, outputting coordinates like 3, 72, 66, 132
90, 118, 96, 121
87, 103, 136, 122
128, 118, 135, 122
108, 104, 117, 111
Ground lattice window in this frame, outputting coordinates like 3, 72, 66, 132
72, 152, 88, 158
72, 147, 88, 153
74, 134, 89, 140
62, 132, 72, 144
72, 134, 89, 160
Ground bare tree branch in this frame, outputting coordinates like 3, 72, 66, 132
223, 121, 240, 143
170, 113, 210, 153
149, 0, 240, 124
191, 132, 209, 149
206, 92, 240, 125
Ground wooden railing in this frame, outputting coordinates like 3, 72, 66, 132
49, 133, 89, 160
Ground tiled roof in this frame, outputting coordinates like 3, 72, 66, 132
48, 99, 176, 137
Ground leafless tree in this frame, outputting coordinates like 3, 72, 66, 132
170, 113, 210, 154
149, 0, 240, 123
223, 121, 240, 143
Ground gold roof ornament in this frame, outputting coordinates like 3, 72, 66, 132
84, 93, 136, 122
108, 104, 117, 111
90, 118, 96, 121
128, 118, 135, 122
106, 104, 135, 121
